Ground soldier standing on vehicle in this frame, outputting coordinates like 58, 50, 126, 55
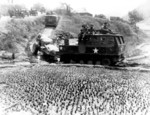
88, 24, 95, 34
101, 22, 113, 34
78, 29, 84, 42
81, 24, 88, 33
79, 25, 88, 41
102, 22, 109, 29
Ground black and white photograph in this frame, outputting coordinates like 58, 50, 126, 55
0, 0, 150, 115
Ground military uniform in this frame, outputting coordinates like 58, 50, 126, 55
88, 25, 95, 34
101, 22, 113, 34
101, 22, 109, 29
81, 25, 88, 33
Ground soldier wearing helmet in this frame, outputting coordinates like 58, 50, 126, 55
101, 22, 113, 34
78, 24, 88, 41
88, 24, 95, 34
36, 33, 42, 46
79, 26, 84, 42
81, 24, 88, 33
102, 22, 109, 29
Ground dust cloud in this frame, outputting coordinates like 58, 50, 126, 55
129, 19, 150, 65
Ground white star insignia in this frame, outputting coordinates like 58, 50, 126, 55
93, 48, 98, 53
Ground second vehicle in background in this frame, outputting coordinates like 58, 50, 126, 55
45, 15, 59, 28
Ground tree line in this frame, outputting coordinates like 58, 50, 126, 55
0, 3, 144, 27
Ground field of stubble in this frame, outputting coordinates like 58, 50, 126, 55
0, 65, 150, 115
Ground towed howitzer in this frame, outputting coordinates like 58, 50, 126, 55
31, 34, 59, 62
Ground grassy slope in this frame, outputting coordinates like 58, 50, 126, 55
0, 15, 45, 60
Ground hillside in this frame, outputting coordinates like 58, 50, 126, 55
0, 13, 146, 61
0, 15, 45, 61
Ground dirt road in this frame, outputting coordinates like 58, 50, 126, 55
40, 27, 55, 39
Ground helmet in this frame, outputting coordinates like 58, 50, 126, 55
82, 25, 86, 28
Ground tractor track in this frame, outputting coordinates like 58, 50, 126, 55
50, 63, 150, 72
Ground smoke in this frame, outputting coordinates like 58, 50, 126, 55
126, 42, 150, 65
129, 14, 150, 65
136, 0, 150, 19
136, 2, 150, 65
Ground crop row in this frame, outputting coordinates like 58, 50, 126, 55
1, 65, 150, 115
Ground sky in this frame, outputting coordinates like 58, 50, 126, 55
0, 0, 147, 17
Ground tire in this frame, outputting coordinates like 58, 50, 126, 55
70, 59, 75, 64
79, 60, 84, 64
87, 60, 93, 65
101, 58, 111, 66
95, 61, 101, 65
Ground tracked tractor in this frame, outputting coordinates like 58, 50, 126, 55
59, 25, 125, 66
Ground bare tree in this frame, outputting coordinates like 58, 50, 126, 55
61, 3, 73, 16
